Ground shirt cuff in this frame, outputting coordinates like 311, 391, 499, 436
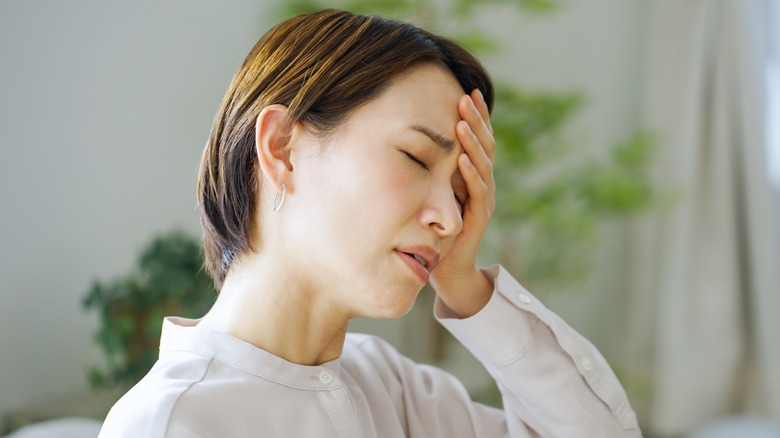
434, 265, 539, 367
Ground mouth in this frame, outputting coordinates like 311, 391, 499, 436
394, 246, 440, 283
412, 254, 428, 268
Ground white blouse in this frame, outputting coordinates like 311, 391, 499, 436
99, 265, 641, 437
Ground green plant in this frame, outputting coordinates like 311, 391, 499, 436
83, 230, 215, 390
278, 0, 658, 291
490, 84, 656, 289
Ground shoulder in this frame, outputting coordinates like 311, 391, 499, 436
100, 351, 215, 437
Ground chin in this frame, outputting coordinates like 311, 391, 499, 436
365, 288, 421, 319
372, 304, 415, 319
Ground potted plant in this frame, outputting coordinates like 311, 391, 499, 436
83, 230, 216, 390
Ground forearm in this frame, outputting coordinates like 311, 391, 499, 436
435, 265, 641, 437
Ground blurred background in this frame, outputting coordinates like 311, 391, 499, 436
1, 0, 779, 437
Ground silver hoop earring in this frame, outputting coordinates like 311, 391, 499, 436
272, 183, 286, 212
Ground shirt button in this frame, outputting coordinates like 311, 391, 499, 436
318, 371, 333, 384
518, 293, 532, 304
581, 357, 593, 371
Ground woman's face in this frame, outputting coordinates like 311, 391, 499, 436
284, 64, 467, 318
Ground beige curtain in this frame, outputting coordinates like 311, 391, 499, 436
621, 0, 780, 435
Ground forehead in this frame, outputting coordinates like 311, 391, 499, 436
383, 64, 464, 121
337, 64, 464, 151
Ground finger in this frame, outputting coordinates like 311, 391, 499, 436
459, 153, 493, 220
437, 154, 492, 275
459, 95, 496, 160
442, 156, 485, 264
471, 89, 492, 134
458, 95, 491, 144
461, 152, 495, 215
457, 120, 494, 194
457, 121, 489, 172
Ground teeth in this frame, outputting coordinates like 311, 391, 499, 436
413, 254, 427, 267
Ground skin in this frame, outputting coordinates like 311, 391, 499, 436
199, 64, 496, 366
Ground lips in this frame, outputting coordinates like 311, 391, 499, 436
394, 246, 440, 283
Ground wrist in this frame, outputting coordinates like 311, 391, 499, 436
431, 269, 493, 319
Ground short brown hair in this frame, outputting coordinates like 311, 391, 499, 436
197, 9, 494, 289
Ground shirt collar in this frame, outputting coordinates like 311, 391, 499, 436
159, 317, 343, 390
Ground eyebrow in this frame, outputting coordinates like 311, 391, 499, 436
409, 125, 455, 152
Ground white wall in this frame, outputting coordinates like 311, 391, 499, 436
0, 0, 649, 427
0, 0, 276, 425
476, 0, 648, 154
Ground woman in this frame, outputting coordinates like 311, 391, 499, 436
100, 9, 641, 437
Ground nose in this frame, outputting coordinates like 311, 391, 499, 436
419, 184, 463, 237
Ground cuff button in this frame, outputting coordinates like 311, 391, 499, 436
580, 357, 593, 371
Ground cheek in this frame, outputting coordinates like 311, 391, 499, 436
383, 172, 416, 203
344, 152, 419, 214
293, 155, 406, 237
291, 147, 423, 245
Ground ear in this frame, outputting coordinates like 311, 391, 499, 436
255, 104, 294, 192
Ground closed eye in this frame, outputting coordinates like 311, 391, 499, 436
454, 194, 465, 212
403, 151, 429, 171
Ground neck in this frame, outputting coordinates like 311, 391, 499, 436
198, 253, 349, 366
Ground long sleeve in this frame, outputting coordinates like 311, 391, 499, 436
434, 265, 641, 436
